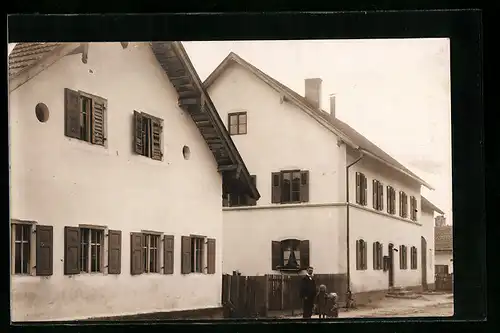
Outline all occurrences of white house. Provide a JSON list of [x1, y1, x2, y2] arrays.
[[204, 52, 444, 302], [8, 42, 259, 321], [434, 224, 453, 275]]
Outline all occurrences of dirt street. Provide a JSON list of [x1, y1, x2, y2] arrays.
[[284, 293, 454, 319]]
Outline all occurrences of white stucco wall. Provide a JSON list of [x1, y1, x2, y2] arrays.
[[208, 62, 347, 276], [347, 149, 429, 292], [9, 43, 223, 321], [435, 252, 453, 273]]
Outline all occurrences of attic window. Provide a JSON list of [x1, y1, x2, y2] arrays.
[[228, 112, 247, 135], [35, 103, 49, 123], [182, 146, 191, 160]]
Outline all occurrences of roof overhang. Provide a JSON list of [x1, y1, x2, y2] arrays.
[[422, 196, 444, 214]]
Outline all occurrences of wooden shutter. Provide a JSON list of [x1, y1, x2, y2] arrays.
[[181, 236, 192, 274], [362, 175, 367, 205], [64, 88, 81, 139], [300, 171, 310, 202], [248, 175, 257, 206], [36, 225, 53, 276], [399, 192, 403, 217], [108, 230, 121, 274], [163, 235, 174, 274], [130, 232, 143, 275], [134, 111, 144, 155], [64, 227, 80, 275], [355, 173, 361, 204], [151, 117, 163, 161], [392, 189, 396, 214], [355, 240, 360, 270], [372, 242, 377, 270], [363, 241, 367, 269], [299, 240, 310, 269], [91, 96, 106, 146], [378, 183, 384, 211], [271, 241, 282, 270], [207, 238, 216, 274], [271, 172, 282, 204], [386, 187, 391, 213]]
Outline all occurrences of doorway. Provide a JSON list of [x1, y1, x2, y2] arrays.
[[388, 243, 394, 288], [421, 236, 428, 290]]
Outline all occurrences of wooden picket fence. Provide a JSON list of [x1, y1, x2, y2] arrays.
[[222, 273, 346, 318]]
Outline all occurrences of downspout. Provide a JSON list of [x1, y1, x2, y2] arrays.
[[345, 148, 364, 305]]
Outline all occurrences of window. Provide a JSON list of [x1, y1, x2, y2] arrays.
[[356, 239, 367, 270], [11, 222, 53, 276], [64, 89, 107, 146], [181, 236, 216, 274], [386, 186, 396, 215], [372, 180, 384, 211], [372, 241, 383, 270], [134, 111, 163, 160], [271, 170, 309, 204], [435, 264, 449, 275], [271, 239, 310, 271], [399, 191, 408, 218], [355, 172, 367, 206], [142, 234, 161, 273], [410, 196, 418, 221], [12, 224, 31, 275], [410, 246, 418, 269], [228, 112, 247, 135], [399, 245, 408, 269], [79, 228, 104, 273], [227, 175, 257, 207]]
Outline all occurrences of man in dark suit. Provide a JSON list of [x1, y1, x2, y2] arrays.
[[300, 266, 316, 318]]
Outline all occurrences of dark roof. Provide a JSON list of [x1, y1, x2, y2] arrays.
[[421, 196, 444, 214], [9, 43, 61, 78], [434, 225, 452, 251], [203, 52, 433, 190], [8, 42, 260, 200]]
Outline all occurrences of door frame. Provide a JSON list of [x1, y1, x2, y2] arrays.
[[421, 236, 428, 290], [388, 243, 394, 288]]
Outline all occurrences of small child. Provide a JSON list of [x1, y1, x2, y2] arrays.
[[315, 284, 328, 319], [327, 292, 339, 318]]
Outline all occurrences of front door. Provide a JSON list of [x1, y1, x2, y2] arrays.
[[421, 236, 428, 290], [388, 243, 394, 288]]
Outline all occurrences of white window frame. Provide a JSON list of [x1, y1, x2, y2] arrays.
[[190, 235, 207, 274], [78, 224, 108, 275], [11, 220, 37, 276]]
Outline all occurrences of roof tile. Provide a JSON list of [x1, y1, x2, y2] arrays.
[[8, 43, 61, 77]]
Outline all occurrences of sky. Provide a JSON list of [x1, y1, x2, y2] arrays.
[[184, 39, 452, 223], [8, 40, 452, 222]]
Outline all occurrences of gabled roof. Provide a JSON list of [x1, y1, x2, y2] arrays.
[[435, 225, 452, 251], [204, 52, 433, 190], [8, 42, 260, 200], [421, 196, 444, 214]]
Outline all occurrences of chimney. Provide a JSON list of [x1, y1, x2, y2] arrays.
[[304, 78, 322, 109], [435, 215, 446, 227], [329, 94, 336, 118]]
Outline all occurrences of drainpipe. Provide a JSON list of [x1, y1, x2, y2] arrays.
[[345, 149, 364, 305]]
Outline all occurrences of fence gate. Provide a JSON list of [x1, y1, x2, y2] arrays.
[[435, 273, 453, 291], [222, 274, 267, 318]]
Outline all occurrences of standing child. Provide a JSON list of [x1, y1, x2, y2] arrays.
[[315, 284, 328, 319]]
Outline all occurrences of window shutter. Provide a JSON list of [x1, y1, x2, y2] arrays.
[[91, 97, 107, 146], [64, 226, 80, 275], [163, 235, 174, 274], [64, 88, 81, 139], [271, 172, 282, 204], [271, 241, 282, 270], [36, 225, 53, 276], [399, 192, 402, 216], [151, 117, 163, 161], [134, 111, 144, 155], [248, 175, 257, 206], [108, 230, 121, 274], [130, 232, 143, 275], [207, 238, 216, 274], [363, 241, 367, 269], [372, 242, 377, 270], [372, 180, 377, 209], [386, 187, 390, 213], [392, 189, 396, 214], [181, 236, 192, 274], [355, 240, 360, 270], [299, 240, 310, 269], [222, 197, 229, 207], [378, 184, 382, 210], [355, 173, 361, 204], [300, 171, 310, 202]]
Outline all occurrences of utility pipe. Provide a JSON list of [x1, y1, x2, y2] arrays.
[[345, 149, 364, 305]]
